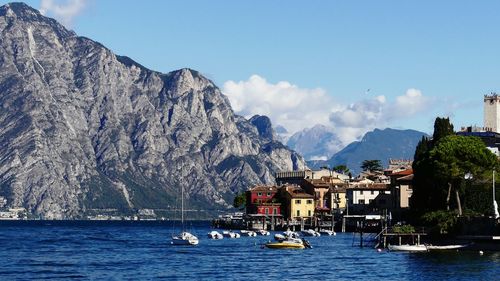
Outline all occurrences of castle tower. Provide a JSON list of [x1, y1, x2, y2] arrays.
[[484, 93, 500, 133]]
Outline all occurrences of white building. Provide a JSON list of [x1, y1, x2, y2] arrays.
[[484, 94, 500, 133]]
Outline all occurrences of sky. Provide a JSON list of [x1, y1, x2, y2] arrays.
[[2, 0, 500, 146]]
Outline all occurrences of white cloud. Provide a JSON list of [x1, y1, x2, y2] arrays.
[[223, 75, 433, 148], [39, 0, 88, 27], [223, 75, 337, 133], [329, 88, 431, 145]]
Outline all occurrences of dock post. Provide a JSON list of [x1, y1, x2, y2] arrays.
[[342, 217, 346, 232]]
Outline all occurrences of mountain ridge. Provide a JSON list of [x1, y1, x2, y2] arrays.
[[0, 2, 305, 219], [307, 128, 427, 175]]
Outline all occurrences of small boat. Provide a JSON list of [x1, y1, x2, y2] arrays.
[[257, 230, 270, 236], [240, 230, 257, 237], [319, 229, 336, 236], [274, 233, 286, 241], [172, 231, 199, 245], [265, 238, 311, 249], [426, 244, 469, 251], [301, 229, 320, 237], [222, 230, 240, 238], [283, 230, 300, 239], [207, 230, 223, 239], [388, 244, 427, 252], [171, 186, 198, 246]]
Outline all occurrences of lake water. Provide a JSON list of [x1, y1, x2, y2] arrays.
[[0, 221, 498, 280]]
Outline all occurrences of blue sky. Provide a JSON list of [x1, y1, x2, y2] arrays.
[[3, 0, 500, 144]]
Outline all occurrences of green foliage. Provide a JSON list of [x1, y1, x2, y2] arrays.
[[233, 192, 246, 209], [432, 117, 454, 142], [361, 159, 382, 172], [411, 117, 500, 217], [392, 224, 416, 234], [421, 210, 458, 234], [333, 165, 350, 174]]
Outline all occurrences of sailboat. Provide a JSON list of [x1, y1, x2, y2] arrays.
[[171, 186, 199, 246]]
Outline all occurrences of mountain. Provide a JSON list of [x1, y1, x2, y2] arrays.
[[307, 128, 427, 175], [249, 115, 276, 141], [274, 125, 290, 144], [287, 124, 343, 161], [0, 3, 305, 219]]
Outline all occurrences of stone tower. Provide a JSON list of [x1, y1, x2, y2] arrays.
[[484, 93, 500, 132]]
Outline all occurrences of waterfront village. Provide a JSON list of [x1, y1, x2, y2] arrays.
[[214, 160, 413, 234]]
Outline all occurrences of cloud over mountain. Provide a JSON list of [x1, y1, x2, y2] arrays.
[[223, 75, 432, 148], [39, 0, 88, 26]]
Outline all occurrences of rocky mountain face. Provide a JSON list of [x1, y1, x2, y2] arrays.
[[0, 3, 304, 219], [287, 124, 343, 161], [307, 128, 427, 175]]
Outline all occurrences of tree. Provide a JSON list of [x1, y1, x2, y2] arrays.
[[233, 192, 246, 209], [361, 160, 383, 172], [432, 117, 454, 142], [332, 164, 350, 174], [429, 135, 498, 215]]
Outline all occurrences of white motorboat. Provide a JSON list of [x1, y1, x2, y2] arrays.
[[240, 230, 257, 237], [283, 230, 300, 239], [426, 244, 469, 251], [319, 229, 336, 236], [388, 244, 427, 252], [301, 229, 320, 237], [171, 186, 198, 246], [207, 230, 223, 239], [257, 230, 270, 236], [222, 230, 240, 238], [274, 233, 286, 241]]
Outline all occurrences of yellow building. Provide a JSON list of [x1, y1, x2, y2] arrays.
[[280, 185, 315, 220]]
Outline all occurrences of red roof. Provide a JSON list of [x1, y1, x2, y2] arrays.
[[390, 169, 413, 176]]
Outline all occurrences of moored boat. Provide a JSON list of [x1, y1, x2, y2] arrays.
[[265, 238, 311, 249], [302, 229, 320, 237], [240, 230, 257, 237], [319, 229, 336, 236], [172, 231, 199, 245], [207, 230, 223, 239], [222, 230, 240, 238], [426, 244, 469, 251], [388, 244, 427, 252], [257, 230, 270, 236], [171, 186, 198, 246]]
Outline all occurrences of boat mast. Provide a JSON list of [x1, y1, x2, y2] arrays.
[[181, 185, 184, 226]]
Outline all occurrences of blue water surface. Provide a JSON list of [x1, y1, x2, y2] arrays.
[[0, 221, 498, 280]]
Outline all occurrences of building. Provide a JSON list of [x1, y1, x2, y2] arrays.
[[275, 168, 349, 185], [388, 169, 413, 209], [326, 184, 347, 211], [301, 178, 330, 212], [484, 93, 500, 133], [346, 183, 391, 214], [279, 185, 315, 221], [245, 185, 281, 216]]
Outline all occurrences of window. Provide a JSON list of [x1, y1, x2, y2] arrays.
[[257, 192, 262, 196], [306, 200, 313, 204], [296, 210, 300, 216], [273, 208, 278, 215], [369, 199, 374, 204], [371, 190, 374, 195], [265, 208, 269, 215], [296, 199, 301, 204], [308, 210, 312, 216], [360, 190, 364, 195], [267, 192, 271, 197], [359, 199, 365, 204]]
